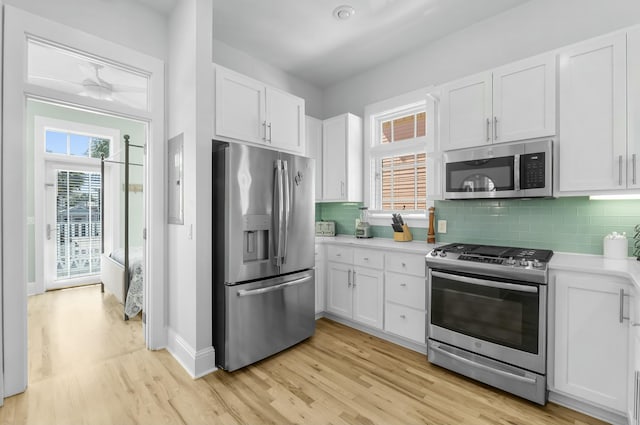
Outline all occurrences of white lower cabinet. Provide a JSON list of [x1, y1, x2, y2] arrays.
[[384, 252, 427, 344], [327, 245, 384, 329], [553, 270, 631, 413], [320, 242, 429, 347], [314, 244, 326, 315], [325, 246, 383, 329], [628, 285, 640, 425]]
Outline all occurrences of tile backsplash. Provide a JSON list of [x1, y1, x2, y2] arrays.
[[316, 197, 640, 256]]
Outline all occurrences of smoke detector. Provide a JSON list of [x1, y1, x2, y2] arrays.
[[333, 5, 355, 21]]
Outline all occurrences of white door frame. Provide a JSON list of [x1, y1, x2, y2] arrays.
[[33, 116, 121, 295], [3, 5, 166, 397], [0, 1, 5, 407]]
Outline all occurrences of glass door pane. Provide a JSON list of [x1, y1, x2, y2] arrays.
[[55, 170, 102, 279]]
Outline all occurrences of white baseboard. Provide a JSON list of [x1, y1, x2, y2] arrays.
[[166, 327, 217, 379], [548, 391, 627, 425], [27, 281, 40, 296]]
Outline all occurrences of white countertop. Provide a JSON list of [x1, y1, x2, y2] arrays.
[[316, 235, 438, 255], [550, 252, 640, 288], [317, 236, 640, 287]]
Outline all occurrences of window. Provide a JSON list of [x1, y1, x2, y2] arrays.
[[45, 130, 110, 158], [364, 89, 437, 226]]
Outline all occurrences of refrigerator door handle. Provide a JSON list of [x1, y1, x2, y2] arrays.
[[273, 160, 284, 267], [237, 275, 313, 297], [282, 160, 290, 264]]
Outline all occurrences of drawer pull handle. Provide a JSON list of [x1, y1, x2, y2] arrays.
[[401, 262, 406, 267], [400, 315, 406, 319], [363, 257, 369, 261], [336, 253, 341, 257], [400, 283, 407, 287]]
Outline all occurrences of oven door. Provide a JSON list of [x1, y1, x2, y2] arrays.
[[427, 269, 546, 374]]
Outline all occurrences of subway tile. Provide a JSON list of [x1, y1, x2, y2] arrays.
[[317, 197, 638, 256]]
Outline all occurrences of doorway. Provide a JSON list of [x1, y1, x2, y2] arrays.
[[3, 5, 166, 398]]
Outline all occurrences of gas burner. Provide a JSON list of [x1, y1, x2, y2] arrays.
[[427, 243, 554, 284]]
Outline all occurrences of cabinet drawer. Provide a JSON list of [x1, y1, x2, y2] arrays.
[[385, 253, 425, 276], [385, 273, 425, 310], [385, 302, 426, 344], [353, 248, 384, 269], [326, 245, 353, 264]]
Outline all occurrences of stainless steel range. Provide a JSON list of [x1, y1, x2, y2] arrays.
[[426, 243, 553, 405]]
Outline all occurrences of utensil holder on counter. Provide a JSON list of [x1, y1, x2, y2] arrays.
[[604, 231, 628, 259], [393, 224, 413, 242]]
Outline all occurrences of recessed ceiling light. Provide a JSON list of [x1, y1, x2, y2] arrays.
[[333, 5, 355, 21]]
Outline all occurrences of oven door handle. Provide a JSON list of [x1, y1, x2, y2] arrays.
[[431, 271, 538, 293], [430, 344, 538, 385]]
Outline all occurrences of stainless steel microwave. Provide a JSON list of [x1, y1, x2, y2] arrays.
[[443, 139, 553, 200]]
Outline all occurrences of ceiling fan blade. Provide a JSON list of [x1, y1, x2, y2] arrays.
[[29, 75, 85, 92], [110, 83, 147, 93]]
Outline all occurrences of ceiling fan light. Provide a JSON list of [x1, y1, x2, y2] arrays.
[[333, 5, 355, 21]]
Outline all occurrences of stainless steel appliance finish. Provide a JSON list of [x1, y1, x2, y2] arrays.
[[426, 243, 553, 405], [212, 141, 316, 371], [444, 139, 553, 199]]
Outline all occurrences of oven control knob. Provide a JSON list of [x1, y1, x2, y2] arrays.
[[430, 250, 438, 256], [518, 258, 529, 267], [506, 257, 516, 265], [439, 251, 447, 257], [532, 259, 543, 268]]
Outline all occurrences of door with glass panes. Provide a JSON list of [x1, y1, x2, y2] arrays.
[[44, 131, 109, 290]]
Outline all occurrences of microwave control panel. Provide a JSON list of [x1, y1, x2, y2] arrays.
[[520, 152, 546, 189]]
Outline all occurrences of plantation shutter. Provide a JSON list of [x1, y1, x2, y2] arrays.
[[56, 170, 102, 279]]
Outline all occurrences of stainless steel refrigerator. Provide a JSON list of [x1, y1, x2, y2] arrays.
[[212, 141, 315, 371]]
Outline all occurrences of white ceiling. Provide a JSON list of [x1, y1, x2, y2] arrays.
[[211, 0, 530, 88], [132, 0, 531, 88]]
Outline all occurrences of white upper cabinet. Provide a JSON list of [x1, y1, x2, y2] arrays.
[[493, 55, 556, 143], [305, 116, 323, 201], [440, 72, 492, 150], [266, 87, 305, 153], [322, 113, 363, 202], [214, 66, 306, 154], [558, 33, 627, 192], [627, 27, 640, 190], [215, 67, 265, 145], [440, 53, 556, 151]]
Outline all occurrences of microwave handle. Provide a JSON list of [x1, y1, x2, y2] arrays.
[[514, 154, 521, 191]]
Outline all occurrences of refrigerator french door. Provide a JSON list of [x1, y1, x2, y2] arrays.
[[212, 141, 315, 371]]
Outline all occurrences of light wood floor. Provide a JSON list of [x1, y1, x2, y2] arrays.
[[0, 285, 605, 425]]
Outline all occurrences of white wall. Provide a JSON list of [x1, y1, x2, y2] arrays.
[[323, 0, 640, 118], [3, 0, 168, 60], [166, 0, 215, 377], [213, 39, 324, 118]]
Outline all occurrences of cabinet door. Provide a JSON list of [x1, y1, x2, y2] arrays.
[[306, 116, 323, 200], [322, 115, 348, 200], [352, 267, 383, 329], [627, 28, 640, 189], [554, 271, 629, 412], [493, 54, 556, 143], [266, 87, 305, 154], [314, 244, 325, 314], [558, 33, 627, 192], [440, 72, 492, 151], [628, 286, 639, 424], [215, 67, 265, 144], [326, 262, 352, 318]]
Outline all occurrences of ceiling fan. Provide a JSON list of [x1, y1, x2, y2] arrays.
[[30, 62, 146, 101]]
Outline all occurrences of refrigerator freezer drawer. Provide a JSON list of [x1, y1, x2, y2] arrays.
[[220, 270, 316, 371]]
